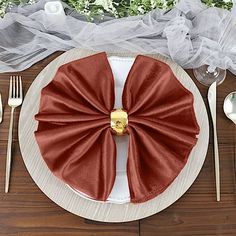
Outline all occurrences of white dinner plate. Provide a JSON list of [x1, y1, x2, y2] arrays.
[[19, 48, 209, 222]]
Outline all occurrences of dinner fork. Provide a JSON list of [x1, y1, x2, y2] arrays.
[[5, 76, 23, 193], [0, 93, 2, 124]]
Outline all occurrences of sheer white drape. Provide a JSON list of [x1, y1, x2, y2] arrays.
[[0, 0, 236, 74]]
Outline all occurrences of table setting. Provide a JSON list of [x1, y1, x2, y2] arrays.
[[0, 0, 236, 234]]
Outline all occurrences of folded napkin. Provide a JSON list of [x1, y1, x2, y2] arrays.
[[35, 52, 199, 203]]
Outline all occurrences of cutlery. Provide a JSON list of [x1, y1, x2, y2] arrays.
[[5, 76, 23, 193], [207, 81, 220, 201], [223, 91, 236, 124], [0, 93, 2, 123]]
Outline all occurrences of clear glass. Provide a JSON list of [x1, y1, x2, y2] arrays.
[[193, 65, 226, 87], [193, 15, 236, 87]]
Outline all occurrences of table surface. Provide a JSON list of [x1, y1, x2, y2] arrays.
[[0, 52, 235, 236]]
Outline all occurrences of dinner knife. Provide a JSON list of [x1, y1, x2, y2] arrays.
[[207, 81, 220, 201]]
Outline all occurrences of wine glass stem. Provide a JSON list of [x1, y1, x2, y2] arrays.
[[207, 65, 216, 73], [207, 65, 217, 73]]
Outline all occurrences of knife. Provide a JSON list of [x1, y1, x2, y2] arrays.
[[0, 93, 2, 123], [207, 81, 220, 201]]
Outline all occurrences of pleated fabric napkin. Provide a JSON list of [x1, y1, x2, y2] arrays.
[[35, 52, 199, 203]]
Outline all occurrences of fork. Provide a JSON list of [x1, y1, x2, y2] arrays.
[[5, 76, 23, 193], [0, 93, 2, 124]]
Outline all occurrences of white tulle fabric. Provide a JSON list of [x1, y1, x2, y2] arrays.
[[0, 0, 236, 74]]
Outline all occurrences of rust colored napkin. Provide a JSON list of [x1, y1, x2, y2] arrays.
[[35, 52, 200, 203]]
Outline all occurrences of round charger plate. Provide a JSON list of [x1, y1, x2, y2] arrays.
[[19, 48, 209, 222]]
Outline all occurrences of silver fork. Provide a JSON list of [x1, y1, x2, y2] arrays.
[[5, 76, 23, 193], [0, 93, 2, 124]]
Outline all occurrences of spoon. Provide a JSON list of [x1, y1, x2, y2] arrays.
[[223, 91, 236, 124]]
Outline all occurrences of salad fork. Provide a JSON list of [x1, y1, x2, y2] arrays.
[[5, 76, 23, 193]]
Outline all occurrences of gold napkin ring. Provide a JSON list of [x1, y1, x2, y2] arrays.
[[110, 109, 128, 135]]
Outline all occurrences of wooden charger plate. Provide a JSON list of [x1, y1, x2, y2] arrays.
[[19, 48, 209, 222]]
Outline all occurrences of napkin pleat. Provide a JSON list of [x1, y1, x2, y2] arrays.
[[129, 117, 198, 144], [126, 121, 197, 202], [56, 54, 115, 114], [122, 56, 176, 115], [60, 128, 116, 201]]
